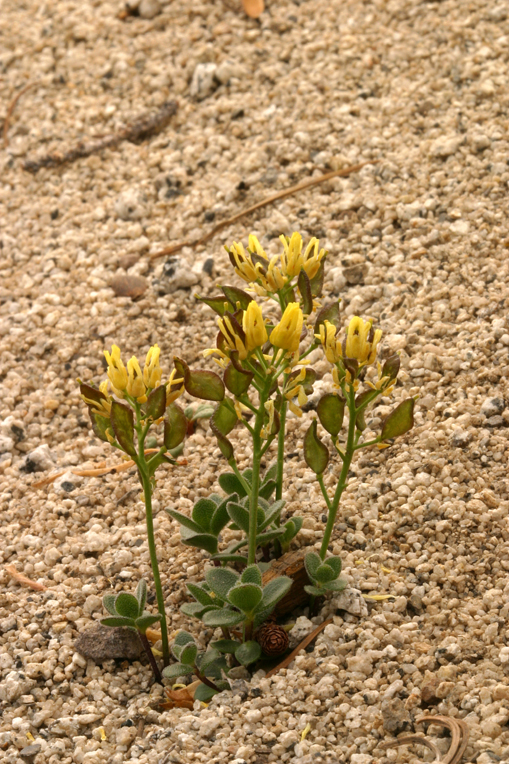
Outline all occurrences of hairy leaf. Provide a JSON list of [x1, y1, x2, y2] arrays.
[[135, 579, 147, 612], [260, 576, 292, 609], [144, 385, 166, 420], [381, 398, 415, 440], [114, 593, 140, 619], [205, 567, 239, 600], [164, 403, 187, 450], [162, 663, 194, 679], [103, 594, 117, 616], [235, 640, 262, 667], [227, 584, 263, 614], [101, 616, 136, 629], [191, 498, 217, 534], [110, 400, 136, 457], [240, 564, 263, 587], [202, 609, 244, 628], [304, 419, 329, 475]]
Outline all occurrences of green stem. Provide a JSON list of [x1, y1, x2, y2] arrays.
[[319, 386, 357, 561], [230, 460, 252, 496], [275, 399, 287, 505], [247, 383, 270, 566], [317, 475, 333, 512], [354, 437, 380, 450]]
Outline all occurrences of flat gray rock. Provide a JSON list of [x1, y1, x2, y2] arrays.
[[75, 625, 142, 663]]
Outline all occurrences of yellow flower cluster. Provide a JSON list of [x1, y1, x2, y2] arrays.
[[227, 233, 326, 298], [102, 344, 183, 406], [317, 317, 382, 368]]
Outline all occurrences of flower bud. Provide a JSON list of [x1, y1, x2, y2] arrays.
[[345, 317, 382, 365], [242, 301, 268, 352], [126, 357, 147, 399], [104, 345, 128, 394], [143, 344, 162, 389], [270, 303, 304, 352]]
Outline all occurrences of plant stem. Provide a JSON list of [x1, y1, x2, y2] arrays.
[[138, 631, 163, 683], [196, 672, 220, 692], [275, 398, 287, 505], [319, 386, 357, 560], [247, 383, 270, 566]]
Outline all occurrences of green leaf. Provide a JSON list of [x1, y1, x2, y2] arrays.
[[205, 568, 239, 599], [226, 502, 250, 534], [210, 495, 234, 536], [110, 400, 136, 457], [135, 579, 147, 612], [309, 257, 326, 298], [259, 479, 277, 501], [316, 393, 345, 437], [144, 385, 166, 420], [175, 356, 225, 401], [88, 410, 112, 444], [325, 578, 347, 592], [262, 463, 278, 485], [80, 382, 108, 407], [280, 516, 303, 547], [162, 663, 194, 679], [257, 499, 285, 532], [303, 419, 329, 476], [314, 300, 339, 333], [180, 529, 218, 555], [166, 508, 204, 534], [115, 593, 140, 619], [187, 583, 218, 607], [210, 420, 234, 460], [235, 641, 262, 667], [382, 354, 400, 381], [381, 398, 415, 440], [304, 584, 324, 597], [134, 613, 162, 633], [180, 642, 198, 666], [210, 552, 248, 565], [323, 556, 342, 577], [164, 403, 188, 450], [240, 564, 262, 586], [194, 682, 219, 702], [210, 639, 240, 654], [221, 285, 253, 310], [224, 359, 254, 397], [103, 594, 117, 616], [255, 528, 285, 546], [101, 616, 136, 629], [304, 552, 321, 580], [297, 269, 313, 315], [199, 647, 222, 672], [260, 576, 292, 609], [180, 602, 217, 619], [211, 399, 238, 436], [313, 564, 337, 584], [196, 294, 233, 316], [218, 472, 248, 497], [227, 584, 263, 614], [191, 498, 217, 534], [173, 631, 195, 649], [202, 609, 244, 628]]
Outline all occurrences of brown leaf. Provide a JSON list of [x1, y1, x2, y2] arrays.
[[242, 0, 264, 18], [109, 274, 147, 299], [159, 680, 201, 710]]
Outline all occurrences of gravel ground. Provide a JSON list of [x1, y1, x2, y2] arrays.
[[1, 0, 509, 762]]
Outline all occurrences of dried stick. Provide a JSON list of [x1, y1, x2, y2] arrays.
[[380, 735, 442, 761], [3, 82, 37, 148], [23, 100, 177, 173], [149, 160, 379, 261], [5, 565, 47, 591], [265, 618, 332, 678], [31, 449, 161, 488], [417, 715, 469, 764]]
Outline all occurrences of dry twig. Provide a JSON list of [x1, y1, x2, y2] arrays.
[[5, 565, 47, 591], [23, 100, 177, 173], [149, 160, 379, 261], [3, 82, 37, 148], [265, 618, 332, 678], [381, 715, 469, 764]]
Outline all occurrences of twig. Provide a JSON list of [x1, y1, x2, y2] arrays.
[[23, 100, 177, 173], [265, 618, 332, 678], [31, 449, 161, 488], [417, 715, 469, 764], [3, 82, 37, 148], [380, 735, 442, 761], [149, 160, 379, 261], [5, 565, 47, 591]]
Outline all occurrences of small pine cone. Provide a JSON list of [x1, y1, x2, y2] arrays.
[[256, 622, 289, 657]]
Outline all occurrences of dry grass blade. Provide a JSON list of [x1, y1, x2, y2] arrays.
[[31, 449, 163, 488], [380, 735, 442, 761], [149, 161, 379, 261], [243, 0, 264, 17], [265, 618, 332, 678], [417, 715, 469, 764], [3, 82, 37, 148], [5, 565, 47, 591]]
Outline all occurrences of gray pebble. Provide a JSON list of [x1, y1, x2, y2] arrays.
[[138, 0, 161, 18], [74, 625, 143, 663], [22, 444, 56, 472], [450, 428, 472, 447], [481, 397, 505, 417], [190, 63, 219, 100]]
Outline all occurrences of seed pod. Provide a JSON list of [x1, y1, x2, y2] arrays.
[[256, 622, 289, 657]]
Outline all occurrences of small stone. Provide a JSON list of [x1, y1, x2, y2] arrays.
[[351, 756, 373, 764], [53, 470, 80, 493], [332, 588, 368, 618], [421, 679, 440, 706], [74, 625, 142, 662], [450, 428, 471, 448], [289, 616, 315, 646], [0, 671, 37, 703], [109, 274, 148, 299], [82, 529, 109, 553], [381, 698, 411, 734], [215, 59, 237, 85], [481, 397, 505, 417], [190, 63, 219, 100], [408, 593, 423, 611], [22, 444, 56, 473], [470, 133, 491, 152], [19, 744, 41, 757], [0, 434, 14, 454], [343, 263, 368, 285], [485, 415, 505, 428], [115, 189, 146, 221], [138, 0, 161, 18], [430, 135, 463, 158], [154, 256, 200, 293]]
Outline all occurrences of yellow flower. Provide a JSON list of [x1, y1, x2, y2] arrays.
[[260, 400, 275, 439], [104, 345, 128, 395], [345, 317, 382, 365], [242, 301, 268, 352], [166, 369, 184, 405], [317, 320, 342, 364], [143, 345, 162, 389], [280, 233, 326, 279], [217, 315, 249, 360], [270, 303, 304, 353], [81, 380, 112, 418], [227, 240, 268, 285], [126, 357, 147, 400]]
